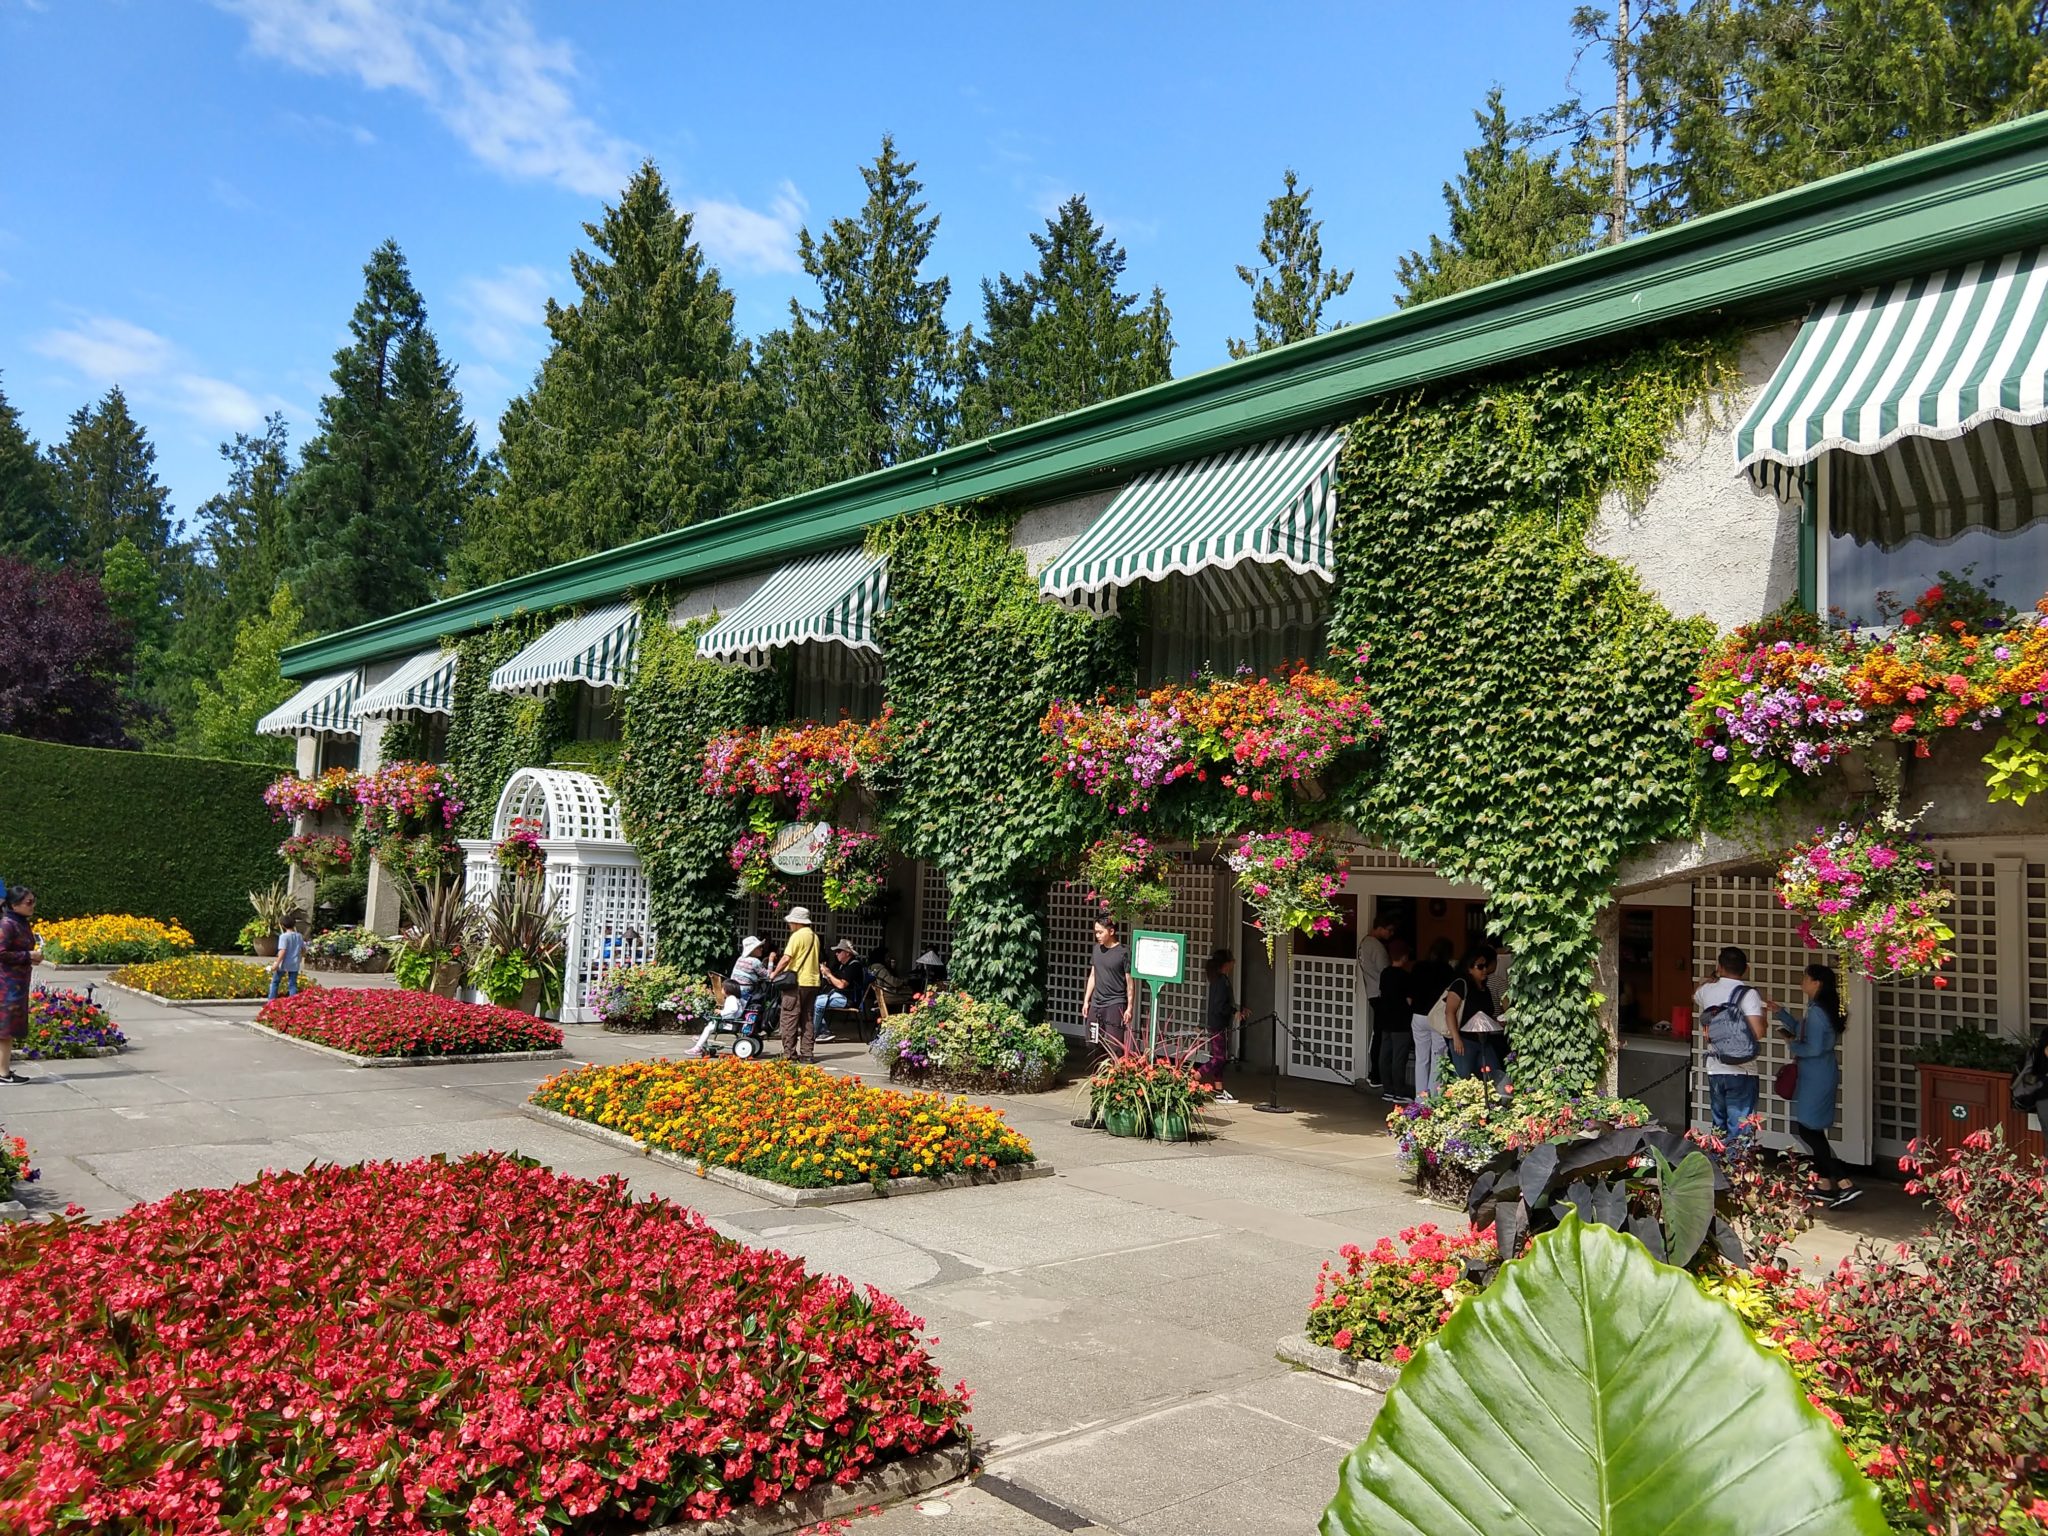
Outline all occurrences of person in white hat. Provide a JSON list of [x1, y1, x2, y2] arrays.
[[722, 935, 768, 1020], [771, 907, 822, 1061]]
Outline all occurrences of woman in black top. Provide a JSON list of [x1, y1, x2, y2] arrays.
[[1374, 938, 1416, 1099], [1442, 949, 1503, 1081], [1201, 948, 1246, 1104]]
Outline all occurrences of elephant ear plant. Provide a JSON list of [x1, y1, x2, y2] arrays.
[[1466, 1121, 1747, 1277], [1322, 1216, 1888, 1536]]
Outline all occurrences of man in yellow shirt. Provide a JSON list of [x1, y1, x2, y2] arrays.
[[775, 906, 823, 1062]]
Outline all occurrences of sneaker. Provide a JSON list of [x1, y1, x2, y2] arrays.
[[0, 1072, 23, 1085], [814, 1031, 838, 1043], [1829, 1186, 1864, 1208], [1213, 1090, 1238, 1105]]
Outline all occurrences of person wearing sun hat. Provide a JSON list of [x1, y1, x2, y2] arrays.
[[773, 907, 823, 1062]]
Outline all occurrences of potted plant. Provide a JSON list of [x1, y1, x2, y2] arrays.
[[1087, 1047, 1152, 1137], [1086, 1043, 1216, 1140], [244, 881, 295, 958], [1079, 832, 1174, 922], [821, 829, 888, 913], [1225, 828, 1348, 960], [467, 875, 564, 1014], [1911, 1025, 2031, 1154], [397, 876, 469, 998]]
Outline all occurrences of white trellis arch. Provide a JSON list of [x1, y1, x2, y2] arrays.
[[458, 768, 651, 1024]]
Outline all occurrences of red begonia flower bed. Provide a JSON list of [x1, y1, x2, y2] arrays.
[[0, 1154, 970, 1533], [259, 986, 563, 1057]]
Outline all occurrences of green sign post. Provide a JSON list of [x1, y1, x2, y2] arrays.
[[1130, 929, 1186, 1056]]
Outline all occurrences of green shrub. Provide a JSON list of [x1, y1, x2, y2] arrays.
[[1, 735, 281, 950]]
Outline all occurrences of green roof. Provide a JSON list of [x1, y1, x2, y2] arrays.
[[283, 111, 2048, 676]]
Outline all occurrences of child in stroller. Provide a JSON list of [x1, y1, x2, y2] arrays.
[[691, 935, 778, 1058]]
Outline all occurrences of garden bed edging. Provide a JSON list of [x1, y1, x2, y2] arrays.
[[222, 1014, 570, 1069], [645, 1441, 972, 1536], [522, 1103, 1054, 1208], [1275, 1331, 1401, 1394]]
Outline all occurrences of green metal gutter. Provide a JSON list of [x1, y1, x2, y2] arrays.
[[284, 112, 2048, 675]]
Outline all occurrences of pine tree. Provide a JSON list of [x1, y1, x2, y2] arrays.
[[0, 374, 67, 565], [457, 164, 754, 586], [188, 584, 308, 765], [750, 137, 960, 499], [45, 386, 178, 573], [1227, 171, 1354, 357], [1395, 89, 1603, 307], [279, 240, 480, 633], [959, 195, 1175, 437]]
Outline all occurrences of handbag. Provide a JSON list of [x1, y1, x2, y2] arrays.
[[1425, 991, 1455, 1039], [1774, 1059, 1800, 1100]]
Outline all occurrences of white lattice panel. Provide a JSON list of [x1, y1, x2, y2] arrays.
[[1690, 876, 1817, 1145], [1872, 857, 2002, 1158], [1347, 845, 1430, 873], [916, 864, 956, 964], [1287, 955, 1356, 1081], [1044, 856, 1218, 1047], [2029, 862, 2047, 1027], [494, 768, 624, 841]]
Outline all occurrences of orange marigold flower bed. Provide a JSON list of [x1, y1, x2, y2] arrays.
[[532, 1058, 1036, 1189], [0, 1154, 969, 1533]]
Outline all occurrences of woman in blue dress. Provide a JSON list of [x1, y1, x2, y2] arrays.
[[1765, 963, 1859, 1207]]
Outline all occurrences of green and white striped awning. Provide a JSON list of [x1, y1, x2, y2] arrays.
[[1736, 246, 2048, 477], [1039, 426, 1343, 615], [696, 546, 889, 669], [489, 603, 642, 695], [355, 649, 456, 719], [257, 670, 361, 737]]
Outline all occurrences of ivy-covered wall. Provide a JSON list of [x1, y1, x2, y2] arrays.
[[615, 605, 784, 973], [1327, 336, 1732, 1083], [870, 505, 1135, 1018], [444, 616, 571, 838]]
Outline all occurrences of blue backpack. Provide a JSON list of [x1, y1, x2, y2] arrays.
[[1705, 983, 1759, 1065]]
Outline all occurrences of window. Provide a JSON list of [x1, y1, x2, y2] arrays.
[[1823, 420, 2048, 626], [573, 685, 624, 743], [791, 643, 883, 722], [1135, 569, 1330, 688]]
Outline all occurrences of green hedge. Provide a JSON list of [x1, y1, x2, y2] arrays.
[[0, 734, 282, 950]]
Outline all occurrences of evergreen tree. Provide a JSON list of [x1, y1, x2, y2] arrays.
[[750, 137, 960, 499], [0, 374, 67, 565], [197, 415, 294, 631], [457, 164, 753, 587], [45, 386, 178, 573], [1395, 89, 1603, 307], [1227, 170, 1354, 357], [188, 584, 309, 765], [958, 195, 1174, 437], [279, 240, 480, 634]]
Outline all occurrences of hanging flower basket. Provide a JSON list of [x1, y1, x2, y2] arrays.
[[279, 833, 354, 881], [495, 817, 547, 880], [1078, 832, 1174, 921], [1225, 829, 1347, 960], [700, 712, 898, 818], [729, 832, 786, 909], [264, 767, 360, 822], [821, 829, 887, 912], [354, 761, 466, 840], [1773, 805, 1956, 983]]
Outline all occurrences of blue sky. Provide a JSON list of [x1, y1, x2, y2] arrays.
[[0, 0, 1587, 524]]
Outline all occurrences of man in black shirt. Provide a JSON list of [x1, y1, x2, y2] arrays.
[[1375, 938, 1417, 1101], [1081, 917, 1136, 1053], [814, 938, 871, 1043]]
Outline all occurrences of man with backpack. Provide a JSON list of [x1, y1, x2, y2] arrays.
[[1695, 946, 1767, 1144]]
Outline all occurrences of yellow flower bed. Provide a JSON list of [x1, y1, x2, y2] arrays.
[[532, 1058, 1036, 1189], [110, 956, 314, 1002], [39, 916, 195, 966]]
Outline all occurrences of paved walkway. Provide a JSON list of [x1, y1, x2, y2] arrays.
[[7, 973, 1924, 1535]]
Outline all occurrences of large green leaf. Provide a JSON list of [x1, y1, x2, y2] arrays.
[[1321, 1216, 1887, 1536]]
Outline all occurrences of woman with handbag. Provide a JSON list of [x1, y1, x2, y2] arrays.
[[1765, 964, 1859, 1207], [1442, 950, 1505, 1081]]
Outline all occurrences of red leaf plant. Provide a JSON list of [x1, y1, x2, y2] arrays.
[[0, 1154, 971, 1533], [260, 988, 562, 1058]]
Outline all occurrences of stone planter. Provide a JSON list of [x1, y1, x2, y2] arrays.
[[1917, 1061, 2039, 1163], [516, 976, 545, 1015], [1415, 1161, 1476, 1212], [430, 962, 464, 999], [253, 937, 279, 959]]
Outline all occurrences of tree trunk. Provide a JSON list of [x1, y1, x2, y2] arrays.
[[1608, 0, 1631, 244]]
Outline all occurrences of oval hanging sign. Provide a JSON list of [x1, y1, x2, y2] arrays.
[[770, 821, 833, 875]]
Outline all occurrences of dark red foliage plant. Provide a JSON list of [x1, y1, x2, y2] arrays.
[[0, 555, 140, 747], [0, 1154, 970, 1533], [259, 987, 562, 1057]]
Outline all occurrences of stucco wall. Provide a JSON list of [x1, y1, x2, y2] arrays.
[[668, 571, 771, 627], [1587, 321, 1803, 635], [1010, 488, 1116, 574]]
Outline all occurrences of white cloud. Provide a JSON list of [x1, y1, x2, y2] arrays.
[[455, 263, 553, 363], [218, 0, 635, 197], [33, 313, 293, 433], [688, 181, 806, 275]]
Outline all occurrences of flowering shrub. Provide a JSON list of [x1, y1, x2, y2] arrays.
[[1772, 1132, 2048, 1532], [353, 760, 465, 837], [494, 815, 546, 878], [1694, 587, 2048, 808], [701, 713, 897, 816], [534, 1058, 1036, 1188], [1774, 806, 1955, 982], [1686, 1121, 1815, 1263], [110, 956, 300, 1001], [1040, 659, 1379, 817], [1078, 832, 1174, 920], [1306, 1224, 1496, 1365], [277, 831, 355, 879], [260, 987, 561, 1057], [1225, 828, 1346, 958], [1393, 1076, 1651, 1176], [36, 914, 193, 966], [262, 764, 358, 820], [870, 991, 1067, 1092], [0, 1153, 970, 1532], [822, 828, 887, 912], [23, 988, 125, 1059], [586, 964, 718, 1033]]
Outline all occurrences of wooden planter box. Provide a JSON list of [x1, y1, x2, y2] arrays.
[[1917, 1062, 2041, 1164]]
